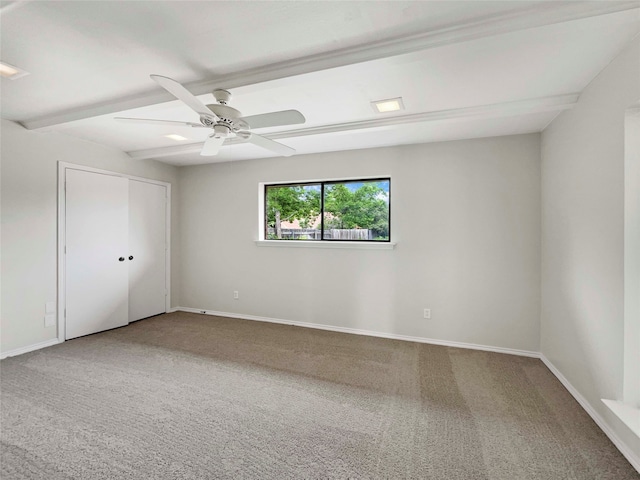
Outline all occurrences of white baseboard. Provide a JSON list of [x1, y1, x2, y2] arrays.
[[172, 307, 638, 472], [0, 338, 62, 360], [540, 354, 640, 473], [172, 306, 540, 358], [0, 307, 199, 359], [4, 311, 635, 472]]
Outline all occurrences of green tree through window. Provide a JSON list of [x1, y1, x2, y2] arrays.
[[265, 179, 390, 241], [265, 185, 320, 239], [324, 182, 389, 240]]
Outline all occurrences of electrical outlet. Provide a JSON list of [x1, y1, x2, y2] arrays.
[[423, 308, 431, 319], [44, 314, 56, 327], [233, 290, 239, 300]]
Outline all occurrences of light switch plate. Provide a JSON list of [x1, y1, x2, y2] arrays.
[[45, 301, 56, 314]]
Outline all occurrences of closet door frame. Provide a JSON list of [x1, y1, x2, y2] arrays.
[[57, 161, 172, 344]]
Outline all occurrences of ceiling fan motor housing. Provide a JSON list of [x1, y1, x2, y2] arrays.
[[206, 102, 243, 130]]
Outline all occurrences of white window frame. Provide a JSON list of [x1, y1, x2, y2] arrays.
[[257, 176, 395, 250]]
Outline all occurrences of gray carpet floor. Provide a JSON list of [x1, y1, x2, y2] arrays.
[[1, 311, 638, 479]]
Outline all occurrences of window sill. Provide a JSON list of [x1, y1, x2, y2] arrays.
[[255, 240, 396, 250], [602, 399, 640, 438]]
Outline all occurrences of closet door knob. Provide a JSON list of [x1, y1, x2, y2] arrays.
[[118, 257, 125, 262], [129, 256, 134, 261]]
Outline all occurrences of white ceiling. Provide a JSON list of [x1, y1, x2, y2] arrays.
[[1, 1, 639, 166]]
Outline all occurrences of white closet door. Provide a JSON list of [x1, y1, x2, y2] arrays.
[[65, 170, 129, 339], [128, 180, 167, 322]]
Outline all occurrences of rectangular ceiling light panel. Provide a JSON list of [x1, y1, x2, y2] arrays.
[[0, 61, 29, 80], [372, 97, 404, 113], [164, 134, 188, 141]]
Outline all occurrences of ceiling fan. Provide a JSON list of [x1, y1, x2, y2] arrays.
[[115, 75, 305, 156]]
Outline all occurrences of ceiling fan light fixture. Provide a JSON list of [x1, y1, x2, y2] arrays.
[[213, 124, 231, 137], [164, 134, 188, 141], [0, 61, 29, 80], [372, 97, 404, 113]]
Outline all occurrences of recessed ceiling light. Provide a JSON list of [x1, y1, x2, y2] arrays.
[[0, 61, 29, 80], [372, 97, 404, 113], [164, 134, 188, 141]]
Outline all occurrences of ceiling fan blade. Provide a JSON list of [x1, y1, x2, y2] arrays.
[[115, 117, 204, 128], [244, 132, 295, 157], [150, 74, 216, 119], [240, 110, 305, 129], [200, 135, 225, 156]]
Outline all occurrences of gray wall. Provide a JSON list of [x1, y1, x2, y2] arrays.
[[541, 37, 640, 455], [0, 119, 181, 353], [179, 134, 541, 352]]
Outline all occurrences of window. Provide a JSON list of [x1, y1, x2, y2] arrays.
[[264, 178, 390, 242]]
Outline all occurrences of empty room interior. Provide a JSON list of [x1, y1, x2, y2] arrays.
[[1, 1, 639, 478]]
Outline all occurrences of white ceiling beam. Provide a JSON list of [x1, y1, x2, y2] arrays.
[[127, 143, 204, 160], [22, 1, 636, 130], [127, 93, 579, 161]]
